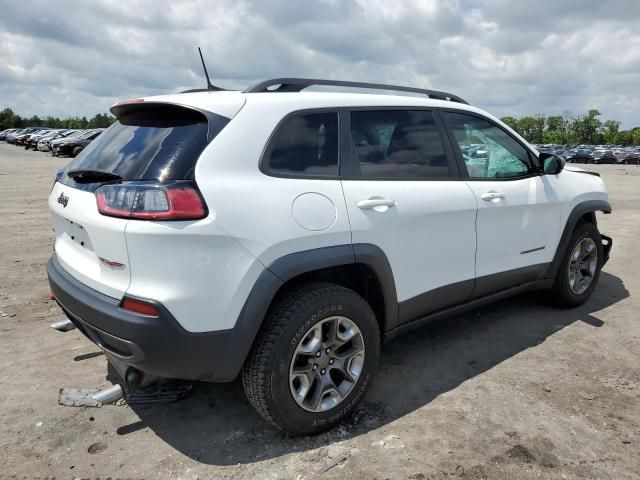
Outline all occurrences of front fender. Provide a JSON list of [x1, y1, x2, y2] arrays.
[[545, 200, 611, 279]]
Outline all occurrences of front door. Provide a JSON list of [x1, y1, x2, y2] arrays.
[[441, 111, 563, 296]]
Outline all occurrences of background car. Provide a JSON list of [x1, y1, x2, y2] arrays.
[[51, 129, 103, 157], [38, 129, 79, 152], [0, 128, 20, 141], [15, 131, 37, 146], [24, 129, 54, 150], [564, 147, 594, 163], [33, 130, 64, 151], [591, 149, 617, 164], [615, 150, 640, 165], [49, 130, 87, 155], [10, 127, 48, 145], [6, 128, 28, 144]]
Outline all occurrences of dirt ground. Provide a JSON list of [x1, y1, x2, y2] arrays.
[[0, 142, 638, 480]]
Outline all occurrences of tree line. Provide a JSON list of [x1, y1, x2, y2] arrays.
[[3, 105, 639, 146], [500, 109, 640, 146], [0, 108, 116, 131]]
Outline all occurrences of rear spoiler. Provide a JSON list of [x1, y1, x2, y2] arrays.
[[109, 101, 229, 142]]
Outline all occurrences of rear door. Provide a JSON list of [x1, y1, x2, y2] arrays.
[[340, 108, 478, 326], [441, 111, 563, 296]]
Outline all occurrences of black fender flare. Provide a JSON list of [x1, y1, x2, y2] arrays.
[[267, 243, 398, 330], [545, 200, 611, 279], [217, 244, 398, 381]]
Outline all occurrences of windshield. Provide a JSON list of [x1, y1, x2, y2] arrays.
[[60, 104, 229, 190]]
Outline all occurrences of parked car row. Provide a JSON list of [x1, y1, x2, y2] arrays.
[[0, 127, 105, 157], [535, 144, 640, 165]]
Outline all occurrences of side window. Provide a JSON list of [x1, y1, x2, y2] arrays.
[[348, 110, 451, 179], [443, 112, 534, 179], [263, 111, 339, 177]]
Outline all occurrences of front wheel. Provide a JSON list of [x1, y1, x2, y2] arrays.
[[551, 223, 603, 308], [242, 281, 380, 434]]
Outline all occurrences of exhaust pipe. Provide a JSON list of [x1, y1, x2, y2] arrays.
[[50, 318, 76, 332], [92, 384, 124, 404]]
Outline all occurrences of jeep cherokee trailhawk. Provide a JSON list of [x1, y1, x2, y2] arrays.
[[47, 78, 612, 434]]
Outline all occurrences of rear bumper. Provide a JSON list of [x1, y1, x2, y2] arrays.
[[47, 254, 243, 382]]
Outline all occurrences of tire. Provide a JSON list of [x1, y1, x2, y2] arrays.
[[72, 146, 83, 157], [242, 281, 380, 434], [551, 222, 603, 308]]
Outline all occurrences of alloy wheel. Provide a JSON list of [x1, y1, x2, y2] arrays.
[[289, 316, 365, 412], [568, 237, 598, 295]]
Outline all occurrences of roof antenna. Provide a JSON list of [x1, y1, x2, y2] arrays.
[[197, 47, 224, 91]]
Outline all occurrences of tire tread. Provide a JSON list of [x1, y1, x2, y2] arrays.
[[241, 281, 373, 430]]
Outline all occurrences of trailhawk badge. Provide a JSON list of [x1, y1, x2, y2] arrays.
[[57, 192, 69, 207]]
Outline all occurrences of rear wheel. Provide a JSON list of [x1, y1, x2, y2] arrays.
[[72, 146, 83, 157], [242, 281, 380, 434], [551, 223, 603, 308]]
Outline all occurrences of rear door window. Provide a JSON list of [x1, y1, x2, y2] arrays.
[[60, 104, 229, 188], [346, 110, 453, 179]]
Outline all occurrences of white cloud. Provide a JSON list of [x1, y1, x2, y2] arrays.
[[0, 0, 638, 127]]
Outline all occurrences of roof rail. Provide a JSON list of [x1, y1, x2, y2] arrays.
[[243, 78, 468, 104]]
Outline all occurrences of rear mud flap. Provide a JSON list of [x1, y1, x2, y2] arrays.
[[601, 234, 612, 266]]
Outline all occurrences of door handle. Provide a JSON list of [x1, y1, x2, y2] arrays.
[[357, 197, 396, 210], [480, 191, 505, 201]]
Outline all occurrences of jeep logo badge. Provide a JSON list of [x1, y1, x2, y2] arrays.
[[57, 192, 69, 207]]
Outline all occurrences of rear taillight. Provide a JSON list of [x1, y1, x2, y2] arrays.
[[96, 181, 207, 221]]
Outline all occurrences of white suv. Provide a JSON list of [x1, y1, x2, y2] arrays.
[[47, 78, 612, 434]]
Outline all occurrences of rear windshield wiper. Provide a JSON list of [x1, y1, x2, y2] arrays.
[[67, 169, 123, 183]]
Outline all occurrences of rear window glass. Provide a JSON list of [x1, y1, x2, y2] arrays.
[[60, 104, 229, 188], [262, 111, 339, 177]]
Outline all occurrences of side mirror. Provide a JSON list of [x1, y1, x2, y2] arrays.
[[540, 153, 564, 175]]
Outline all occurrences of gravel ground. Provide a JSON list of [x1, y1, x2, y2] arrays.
[[0, 142, 638, 480]]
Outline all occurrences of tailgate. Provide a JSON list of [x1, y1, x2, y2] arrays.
[[49, 182, 130, 299]]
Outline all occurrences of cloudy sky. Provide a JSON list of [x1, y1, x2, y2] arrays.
[[1, 0, 639, 127]]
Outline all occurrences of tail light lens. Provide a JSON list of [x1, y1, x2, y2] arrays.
[[96, 181, 207, 220], [121, 297, 160, 317]]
